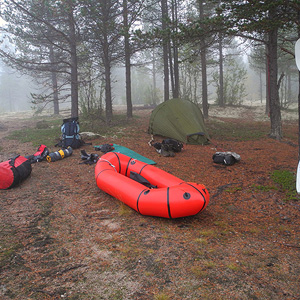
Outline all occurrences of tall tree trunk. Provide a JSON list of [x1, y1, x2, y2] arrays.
[[199, 0, 208, 118], [200, 45, 208, 118], [287, 72, 291, 104], [171, 0, 179, 98], [67, 1, 79, 118], [218, 34, 224, 107], [173, 46, 179, 98], [104, 42, 112, 123], [47, 8, 59, 116], [268, 26, 282, 140], [70, 39, 78, 118], [161, 0, 169, 101], [49, 44, 59, 115], [152, 47, 157, 105], [259, 71, 262, 103], [265, 40, 270, 115], [51, 71, 59, 115], [168, 41, 175, 97], [123, 0, 132, 119]]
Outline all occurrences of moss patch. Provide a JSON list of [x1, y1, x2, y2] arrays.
[[271, 170, 299, 201]]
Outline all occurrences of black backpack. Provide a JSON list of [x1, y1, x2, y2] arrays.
[[212, 152, 241, 166], [57, 117, 83, 149], [162, 139, 183, 152]]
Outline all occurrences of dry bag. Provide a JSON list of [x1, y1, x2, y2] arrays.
[[0, 155, 32, 189]]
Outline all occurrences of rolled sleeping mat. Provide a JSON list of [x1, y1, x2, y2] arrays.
[[46, 147, 73, 162]]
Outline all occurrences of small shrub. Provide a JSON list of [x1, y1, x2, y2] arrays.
[[194, 238, 208, 245], [36, 120, 50, 129], [190, 265, 206, 278], [118, 203, 133, 216], [154, 292, 170, 300], [204, 261, 216, 269], [227, 263, 241, 271]]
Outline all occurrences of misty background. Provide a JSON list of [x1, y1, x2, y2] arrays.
[[2, 51, 297, 114], [0, 1, 299, 122]]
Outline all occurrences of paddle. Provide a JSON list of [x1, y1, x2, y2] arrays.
[[295, 39, 300, 193]]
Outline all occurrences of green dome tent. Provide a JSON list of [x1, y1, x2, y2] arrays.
[[148, 99, 210, 145]]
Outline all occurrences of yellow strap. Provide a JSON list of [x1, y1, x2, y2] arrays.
[[46, 155, 51, 162], [58, 149, 65, 159]]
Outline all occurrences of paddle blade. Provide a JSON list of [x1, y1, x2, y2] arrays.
[[297, 161, 300, 194], [295, 39, 300, 71]]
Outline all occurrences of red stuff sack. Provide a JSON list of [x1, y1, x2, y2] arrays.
[[0, 155, 32, 189]]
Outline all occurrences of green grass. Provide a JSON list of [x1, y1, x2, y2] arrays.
[[271, 170, 299, 201], [251, 184, 276, 192], [154, 293, 170, 300], [5, 113, 137, 148], [0, 224, 23, 269], [6, 125, 61, 148], [227, 263, 241, 271], [250, 170, 299, 201], [5, 118, 61, 148]]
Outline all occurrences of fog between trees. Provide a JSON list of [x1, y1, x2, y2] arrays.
[[0, 0, 299, 141]]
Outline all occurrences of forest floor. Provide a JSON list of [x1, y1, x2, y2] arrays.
[[0, 104, 300, 300]]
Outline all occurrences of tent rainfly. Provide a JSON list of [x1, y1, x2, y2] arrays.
[[148, 99, 210, 145]]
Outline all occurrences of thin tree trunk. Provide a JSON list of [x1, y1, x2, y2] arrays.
[[70, 39, 78, 118], [168, 41, 175, 97], [104, 54, 112, 124], [123, 0, 132, 119], [268, 25, 282, 140], [152, 47, 157, 105], [67, 1, 79, 118], [218, 34, 224, 107], [199, 0, 208, 118], [161, 0, 169, 101], [49, 44, 59, 115], [265, 42, 270, 115], [172, 0, 179, 98], [259, 71, 262, 103]]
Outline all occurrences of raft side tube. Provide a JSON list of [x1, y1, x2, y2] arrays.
[[95, 168, 149, 212], [137, 183, 208, 218]]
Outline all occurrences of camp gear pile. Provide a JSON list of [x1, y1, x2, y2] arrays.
[[152, 138, 183, 157], [26, 144, 49, 163], [0, 155, 32, 189], [212, 152, 241, 166], [80, 150, 99, 165]]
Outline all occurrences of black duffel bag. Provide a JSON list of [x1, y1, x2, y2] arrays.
[[212, 152, 241, 166]]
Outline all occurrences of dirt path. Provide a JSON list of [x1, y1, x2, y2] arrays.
[[0, 107, 300, 300]]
